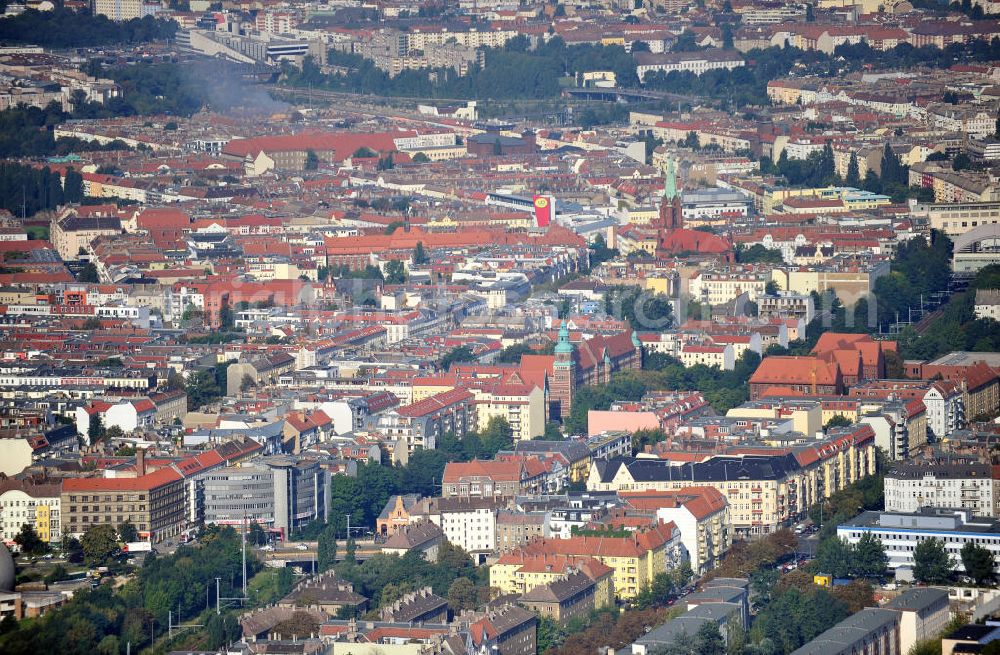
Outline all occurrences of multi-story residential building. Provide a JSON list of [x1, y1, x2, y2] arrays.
[[884, 460, 996, 517], [913, 200, 1000, 238], [0, 479, 61, 545], [50, 211, 123, 261], [93, 0, 160, 21], [622, 487, 731, 574], [226, 352, 297, 397], [510, 522, 683, 600], [490, 552, 615, 609], [757, 292, 815, 323], [679, 343, 735, 370], [860, 400, 928, 461], [918, 355, 1000, 422], [61, 466, 186, 542], [466, 604, 537, 655], [589, 425, 877, 536], [923, 379, 966, 439], [518, 571, 599, 624], [974, 289, 1000, 321], [789, 607, 902, 655], [380, 388, 475, 454], [495, 510, 548, 552], [442, 459, 523, 500], [926, 103, 996, 138], [885, 589, 951, 655], [473, 383, 546, 442], [416, 497, 503, 564], [689, 269, 772, 304]]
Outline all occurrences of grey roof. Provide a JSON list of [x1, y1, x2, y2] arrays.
[[520, 571, 595, 604], [684, 602, 742, 622], [382, 589, 448, 622], [883, 587, 949, 614], [593, 455, 798, 485], [636, 616, 715, 647], [377, 494, 421, 520], [702, 577, 750, 591], [510, 439, 591, 462], [686, 586, 746, 606], [789, 608, 900, 655], [382, 521, 444, 550]]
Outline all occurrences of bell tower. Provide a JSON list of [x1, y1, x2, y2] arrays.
[[658, 157, 683, 231], [551, 320, 575, 422]]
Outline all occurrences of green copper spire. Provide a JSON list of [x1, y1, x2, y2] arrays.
[[663, 157, 677, 200], [555, 320, 573, 355]]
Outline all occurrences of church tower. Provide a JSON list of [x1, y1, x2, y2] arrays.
[[551, 320, 575, 422], [657, 157, 683, 232]]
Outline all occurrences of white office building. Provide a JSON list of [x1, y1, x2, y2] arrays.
[[839, 508, 1000, 574]]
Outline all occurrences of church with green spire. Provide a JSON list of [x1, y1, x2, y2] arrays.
[[657, 157, 683, 232]]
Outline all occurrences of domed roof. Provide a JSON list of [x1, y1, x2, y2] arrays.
[[0, 542, 14, 592]]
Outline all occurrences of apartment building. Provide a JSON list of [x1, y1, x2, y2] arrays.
[[589, 426, 876, 536], [0, 479, 61, 544], [61, 467, 186, 541], [381, 388, 475, 454], [884, 460, 997, 517], [689, 269, 772, 304], [621, 487, 731, 574], [510, 522, 683, 600], [443, 459, 523, 500]]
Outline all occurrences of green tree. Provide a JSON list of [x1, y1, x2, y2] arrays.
[[480, 416, 513, 455], [118, 520, 138, 543], [384, 259, 407, 284], [81, 524, 119, 566], [305, 149, 319, 170], [440, 345, 475, 370], [345, 537, 357, 565], [694, 622, 726, 655], [447, 576, 479, 612], [411, 152, 430, 163], [854, 532, 888, 579], [317, 525, 338, 573], [61, 535, 84, 563], [846, 151, 860, 186], [815, 536, 853, 578], [960, 541, 995, 585], [64, 167, 84, 202], [88, 413, 105, 443], [824, 415, 853, 430], [78, 262, 99, 282], [14, 523, 47, 556], [914, 537, 954, 584], [413, 241, 429, 265]]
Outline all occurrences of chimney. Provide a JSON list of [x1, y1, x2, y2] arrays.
[[136, 448, 146, 476]]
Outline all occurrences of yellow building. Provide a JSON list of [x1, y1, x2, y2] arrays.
[[493, 523, 682, 600], [727, 400, 824, 438], [490, 553, 615, 609]]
